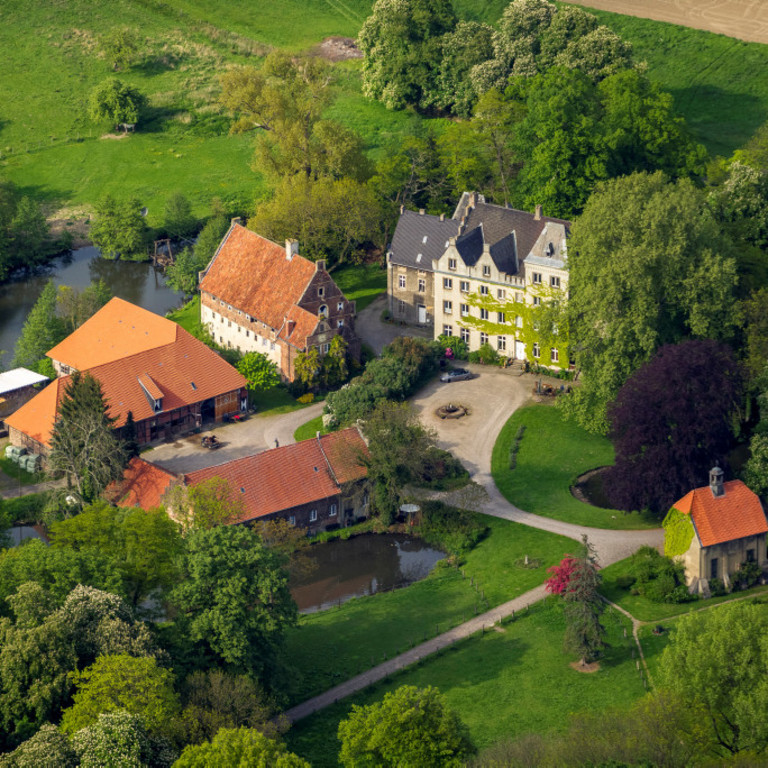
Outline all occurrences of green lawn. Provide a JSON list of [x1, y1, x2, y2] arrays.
[[600, 557, 768, 622], [166, 295, 200, 334], [284, 516, 575, 706], [294, 415, 330, 442], [285, 601, 643, 767], [329, 262, 388, 311], [0, 457, 43, 487], [253, 386, 313, 417], [491, 405, 657, 530]]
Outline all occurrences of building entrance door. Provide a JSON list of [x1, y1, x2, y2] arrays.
[[418, 305, 427, 324], [515, 341, 526, 359]]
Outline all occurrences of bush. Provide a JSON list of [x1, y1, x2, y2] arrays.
[[629, 546, 694, 603], [709, 578, 727, 596], [412, 447, 469, 490], [296, 393, 314, 404], [417, 501, 488, 556], [468, 343, 500, 366], [436, 335, 469, 361], [733, 560, 762, 589]]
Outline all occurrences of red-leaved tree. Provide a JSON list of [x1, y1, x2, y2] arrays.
[[605, 339, 742, 516], [545, 556, 577, 595]]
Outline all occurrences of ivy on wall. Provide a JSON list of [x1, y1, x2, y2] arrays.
[[662, 507, 695, 557]]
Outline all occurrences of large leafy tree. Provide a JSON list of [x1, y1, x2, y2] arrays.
[[60, 654, 179, 736], [170, 525, 297, 686], [163, 192, 196, 239], [48, 371, 127, 504], [338, 685, 475, 767], [165, 211, 229, 295], [90, 195, 147, 260], [55, 280, 112, 337], [49, 501, 182, 608], [88, 79, 146, 128], [359, 0, 457, 112], [236, 351, 280, 394], [606, 340, 742, 514], [174, 727, 309, 768], [561, 536, 605, 666], [659, 602, 768, 755], [11, 279, 65, 370], [0, 723, 77, 767], [562, 172, 739, 433]]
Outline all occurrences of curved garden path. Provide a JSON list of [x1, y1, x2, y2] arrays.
[[285, 367, 662, 722]]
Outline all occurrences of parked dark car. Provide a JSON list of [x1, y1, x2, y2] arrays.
[[440, 368, 474, 383]]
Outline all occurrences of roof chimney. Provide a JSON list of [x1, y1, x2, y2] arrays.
[[710, 467, 725, 498], [534, 205, 543, 221], [439, 213, 445, 221], [231, 216, 242, 226], [285, 239, 299, 260], [419, 209, 425, 216], [400, 205, 405, 215], [285, 317, 296, 337], [315, 259, 326, 272], [468, 192, 477, 209]]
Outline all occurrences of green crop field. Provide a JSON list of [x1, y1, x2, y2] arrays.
[[2, 0, 767, 230]]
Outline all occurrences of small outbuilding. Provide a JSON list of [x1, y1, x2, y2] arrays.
[[664, 468, 768, 595], [0, 368, 50, 422]]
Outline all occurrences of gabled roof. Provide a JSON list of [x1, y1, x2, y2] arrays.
[[389, 210, 459, 272], [110, 457, 176, 509], [672, 480, 768, 547], [6, 326, 246, 445], [0, 368, 50, 395], [199, 224, 321, 348], [47, 297, 177, 369], [183, 428, 368, 524]]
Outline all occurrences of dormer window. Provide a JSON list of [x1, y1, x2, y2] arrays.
[[422, 235, 428, 244], [482, 265, 491, 277], [448, 258, 457, 271]]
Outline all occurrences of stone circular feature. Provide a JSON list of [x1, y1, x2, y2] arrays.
[[435, 403, 468, 420]]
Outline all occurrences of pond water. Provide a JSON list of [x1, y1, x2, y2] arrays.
[[0, 247, 184, 363], [290, 533, 446, 614]]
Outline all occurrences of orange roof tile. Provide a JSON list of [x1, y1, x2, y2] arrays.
[[7, 325, 246, 446], [47, 297, 178, 369], [200, 225, 319, 348], [319, 428, 368, 485], [672, 480, 768, 547], [110, 457, 176, 509], [184, 428, 367, 524]]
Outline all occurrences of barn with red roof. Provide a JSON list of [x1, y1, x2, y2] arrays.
[[199, 222, 360, 382], [664, 467, 768, 595]]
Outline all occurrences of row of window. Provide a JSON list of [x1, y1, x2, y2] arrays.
[[446, 259, 491, 277], [288, 504, 338, 526], [441, 325, 559, 360]]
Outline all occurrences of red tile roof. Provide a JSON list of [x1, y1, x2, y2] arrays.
[[672, 480, 768, 547], [199, 224, 320, 348], [110, 457, 176, 509], [47, 297, 178, 369], [7, 324, 246, 446], [184, 428, 367, 524]]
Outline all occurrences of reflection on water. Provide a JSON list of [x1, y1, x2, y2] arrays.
[[290, 533, 445, 614], [0, 247, 184, 363]]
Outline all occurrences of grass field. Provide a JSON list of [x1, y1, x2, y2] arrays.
[[491, 405, 658, 530], [283, 516, 574, 705], [285, 600, 642, 767], [600, 557, 768, 621], [328, 262, 387, 311], [166, 294, 200, 332], [3, 0, 767, 232], [294, 415, 329, 442]]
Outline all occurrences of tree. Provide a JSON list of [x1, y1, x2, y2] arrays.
[[294, 347, 321, 391], [250, 175, 381, 264], [166, 476, 245, 531], [544, 556, 576, 595], [55, 280, 112, 337], [321, 335, 348, 388], [48, 372, 127, 504], [170, 525, 297, 684], [88, 79, 146, 129], [99, 28, 141, 71], [8, 196, 50, 269], [338, 685, 475, 767], [712, 161, 768, 251], [561, 536, 605, 666], [61, 654, 179, 736], [237, 352, 280, 394], [72, 710, 176, 768], [89, 195, 147, 259], [176, 670, 283, 746], [743, 433, 768, 498], [11, 280, 65, 369], [49, 501, 183, 608], [562, 172, 739, 433], [605, 340, 742, 514], [0, 723, 77, 767], [163, 192, 196, 239], [359, 0, 458, 112], [165, 212, 228, 295], [174, 727, 309, 768], [659, 601, 768, 755], [122, 410, 139, 460], [220, 53, 369, 182]]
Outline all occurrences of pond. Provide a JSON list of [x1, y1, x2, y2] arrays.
[[0, 247, 184, 363], [290, 533, 446, 614]]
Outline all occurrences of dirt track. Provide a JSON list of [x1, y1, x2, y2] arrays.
[[570, 0, 768, 45]]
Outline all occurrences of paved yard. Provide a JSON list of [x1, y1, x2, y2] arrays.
[[355, 295, 431, 354]]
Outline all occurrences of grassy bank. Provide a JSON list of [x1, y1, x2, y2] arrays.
[[329, 262, 387, 312], [294, 415, 329, 442], [491, 405, 657, 530], [285, 600, 642, 767], [284, 516, 574, 705]]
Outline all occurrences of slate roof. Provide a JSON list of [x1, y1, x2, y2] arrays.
[[6, 326, 246, 445], [673, 480, 768, 548], [110, 457, 176, 509], [199, 224, 322, 349], [47, 297, 177, 370], [183, 428, 368, 524], [389, 210, 459, 271]]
